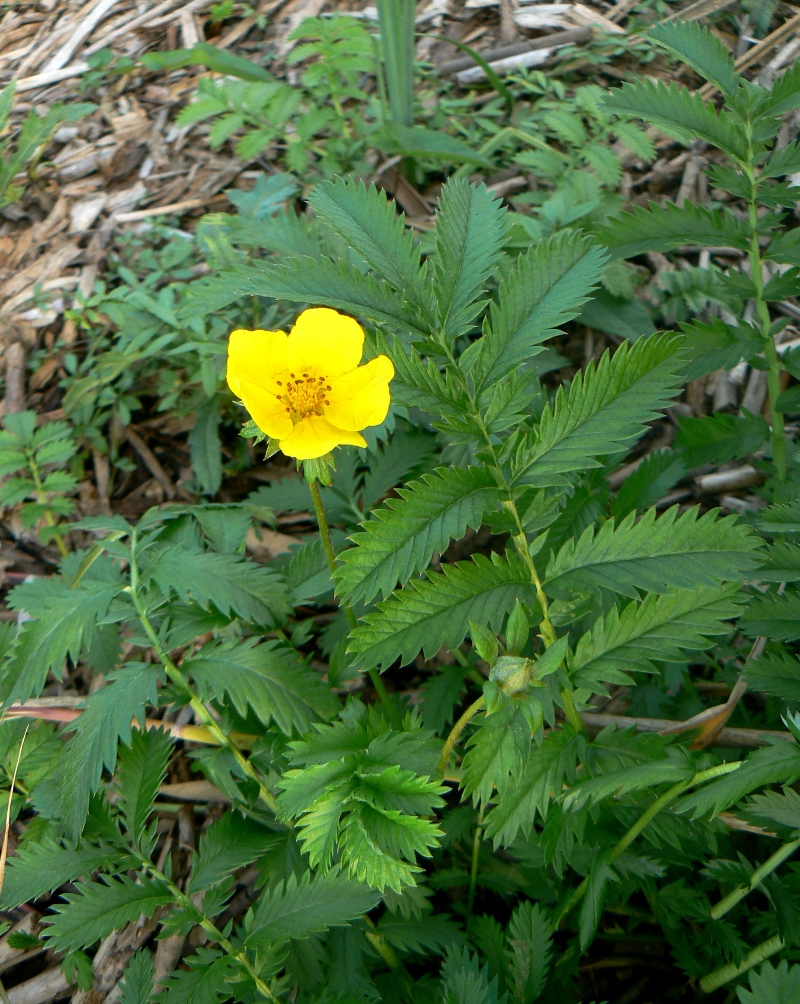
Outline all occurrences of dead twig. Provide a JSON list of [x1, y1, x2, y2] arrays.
[[123, 426, 177, 500]]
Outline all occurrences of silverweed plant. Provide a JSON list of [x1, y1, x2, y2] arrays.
[[6, 19, 800, 1004]]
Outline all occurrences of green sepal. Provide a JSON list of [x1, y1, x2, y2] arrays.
[[303, 454, 335, 486], [469, 618, 498, 666]]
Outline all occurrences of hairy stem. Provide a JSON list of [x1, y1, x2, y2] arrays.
[[467, 806, 484, 915], [127, 533, 279, 813], [700, 934, 784, 994], [308, 478, 401, 729], [711, 835, 800, 920], [138, 856, 280, 1003], [745, 154, 785, 483], [29, 452, 68, 558], [555, 762, 742, 927], [438, 695, 485, 775]]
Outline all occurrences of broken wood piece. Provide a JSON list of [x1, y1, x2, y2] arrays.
[[159, 781, 231, 803], [456, 31, 591, 82], [3, 343, 26, 416], [486, 175, 528, 198], [0, 913, 44, 976], [662, 0, 737, 21], [93, 447, 112, 516], [7, 968, 70, 1004], [440, 30, 592, 72], [114, 197, 215, 223], [15, 61, 89, 93], [123, 426, 177, 500], [41, 0, 122, 74], [695, 465, 763, 493], [580, 711, 792, 749], [153, 933, 187, 987], [659, 675, 748, 749], [514, 5, 571, 31]]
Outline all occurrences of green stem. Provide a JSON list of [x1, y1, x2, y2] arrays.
[[363, 915, 402, 970], [139, 856, 280, 1003], [711, 836, 800, 920], [560, 687, 585, 736], [307, 477, 401, 729], [555, 762, 742, 928], [438, 695, 485, 775], [744, 155, 785, 482], [127, 535, 279, 814], [29, 451, 68, 558], [467, 806, 484, 915], [700, 934, 784, 994], [435, 339, 556, 644]]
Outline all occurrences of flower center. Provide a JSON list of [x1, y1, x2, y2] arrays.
[[275, 372, 332, 422]]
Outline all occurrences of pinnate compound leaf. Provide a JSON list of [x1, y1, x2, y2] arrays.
[[603, 79, 746, 159], [461, 704, 532, 805], [432, 178, 508, 342], [579, 852, 616, 951], [483, 728, 582, 847], [156, 950, 236, 1004], [467, 230, 606, 390], [186, 639, 337, 736], [740, 593, 800, 642], [43, 876, 174, 952], [761, 141, 800, 179], [0, 839, 119, 910], [562, 746, 694, 810], [377, 332, 469, 417], [745, 788, 800, 833], [349, 552, 539, 671], [231, 256, 431, 338], [2, 583, 119, 705], [595, 201, 750, 260], [544, 506, 761, 599], [679, 317, 763, 381], [757, 502, 800, 535], [308, 179, 433, 321], [188, 813, 273, 894], [116, 727, 173, 848], [675, 411, 769, 468], [647, 20, 739, 99], [506, 901, 552, 1002], [746, 650, 800, 701], [514, 334, 685, 488], [756, 542, 800, 582], [737, 960, 800, 1004], [677, 741, 800, 818], [335, 466, 506, 605], [145, 546, 290, 626], [440, 946, 504, 1004], [59, 664, 161, 841], [246, 871, 381, 946], [568, 585, 743, 691], [119, 951, 155, 1004]]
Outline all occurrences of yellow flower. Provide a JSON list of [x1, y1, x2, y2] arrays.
[[227, 307, 394, 461]]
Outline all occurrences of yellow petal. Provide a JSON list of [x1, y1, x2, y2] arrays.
[[238, 378, 293, 440], [286, 308, 364, 381], [324, 355, 394, 432], [279, 415, 366, 460], [227, 328, 288, 398]]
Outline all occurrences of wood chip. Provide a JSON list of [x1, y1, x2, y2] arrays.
[[41, 0, 123, 74], [7, 968, 70, 1004]]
